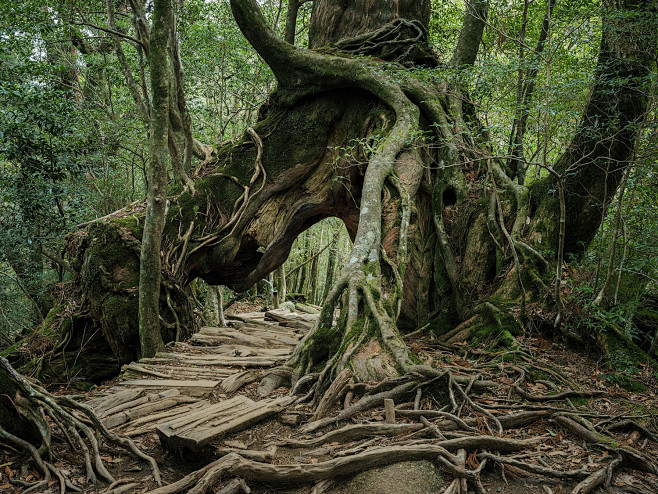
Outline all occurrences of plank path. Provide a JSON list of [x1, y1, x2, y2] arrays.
[[87, 309, 317, 454]]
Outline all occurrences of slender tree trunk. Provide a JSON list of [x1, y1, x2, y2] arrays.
[[203, 285, 220, 326], [138, 0, 169, 358], [296, 234, 310, 294], [321, 239, 338, 304], [267, 272, 274, 307], [284, 0, 300, 44], [278, 265, 288, 303]]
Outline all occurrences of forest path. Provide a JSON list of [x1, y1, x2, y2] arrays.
[[86, 309, 316, 454], [68, 311, 658, 494]]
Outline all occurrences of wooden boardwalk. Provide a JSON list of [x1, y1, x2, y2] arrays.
[[87, 309, 316, 453]]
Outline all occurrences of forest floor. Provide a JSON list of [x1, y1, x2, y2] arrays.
[[1, 309, 657, 494]]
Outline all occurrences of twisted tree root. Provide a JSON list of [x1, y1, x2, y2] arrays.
[[147, 439, 540, 494], [0, 356, 161, 488]]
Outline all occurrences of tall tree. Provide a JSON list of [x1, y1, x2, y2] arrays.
[[138, 0, 170, 358]]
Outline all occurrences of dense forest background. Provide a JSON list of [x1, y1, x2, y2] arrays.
[[0, 0, 656, 383]]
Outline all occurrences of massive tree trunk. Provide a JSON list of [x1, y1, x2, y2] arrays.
[[36, 0, 654, 394]]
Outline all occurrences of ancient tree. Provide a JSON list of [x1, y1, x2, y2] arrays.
[[0, 0, 655, 487], [19, 0, 656, 396]]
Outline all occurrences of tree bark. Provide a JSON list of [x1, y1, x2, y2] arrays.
[[531, 0, 654, 254], [139, 0, 169, 358]]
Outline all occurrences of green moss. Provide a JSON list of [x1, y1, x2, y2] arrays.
[[603, 327, 648, 369], [111, 215, 142, 238], [620, 400, 654, 416], [570, 397, 589, 407], [0, 338, 25, 358], [424, 311, 458, 338], [467, 303, 524, 349], [286, 293, 307, 302]]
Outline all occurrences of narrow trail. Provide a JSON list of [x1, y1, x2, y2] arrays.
[[87, 310, 316, 454]]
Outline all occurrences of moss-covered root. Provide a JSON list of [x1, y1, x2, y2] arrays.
[[438, 302, 523, 349], [0, 356, 161, 490], [288, 277, 416, 407]]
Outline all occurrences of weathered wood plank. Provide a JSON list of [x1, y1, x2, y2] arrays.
[[157, 396, 293, 453], [192, 329, 301, 347], [102, 388, 179, 419], [103, 392, 197, 429], [190, 331, 278, 348], [264, 311, 314, 330], [219, 371, 258, 394], [115, 379, 221, 397], [88, 388, 145, 416], [120, 401, 207, 436], [141, 353, 283, 368], [125, 362, 236, 380], [168, 342, 292, 357]]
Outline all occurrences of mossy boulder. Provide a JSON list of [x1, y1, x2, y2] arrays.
[[331, 460, 444, 494]]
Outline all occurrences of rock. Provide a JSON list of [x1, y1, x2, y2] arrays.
[[279, 301, 296, 312], [330, 460, 444, 494]]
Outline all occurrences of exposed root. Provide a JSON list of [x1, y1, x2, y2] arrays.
[[147, 440, 539, 494], [0, 356, 161, 489]]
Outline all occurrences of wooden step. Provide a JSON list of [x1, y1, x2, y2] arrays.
[[168, 342, 292, 358], [120, 401, 208, 437], [114, 378, 221, 397], [156, 395, 293, 453], [191, 328, 301, 347], [264, 310, 316, 330], [142, 352, 284, 368], [88, 388, 145, 416], [124, 362, 237, 380], [101, 390, 197, 429]]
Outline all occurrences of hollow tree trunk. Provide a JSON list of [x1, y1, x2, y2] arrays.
[[42, 0, 654, 390]]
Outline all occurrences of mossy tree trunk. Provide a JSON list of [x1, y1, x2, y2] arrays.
[[139, 0, 169, 358], [46, 0, 654, 391]]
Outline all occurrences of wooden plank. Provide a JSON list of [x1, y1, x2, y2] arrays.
[[120, 401, 207, 437], [219, 370, 258, 394], [264, 311, 314, 330], [232, 312, 266, 321], [88, 388, 145, 416], [157, 396, 293, 453], [169, 342, 293, 358], [195, 328, 301, 347], [174, 342, 290, 357], [102, 389, 179, 418], [103, 393, 196, 429], [115, 378, 220, 397], [125, 362, 236, 380], [190, 330, 273, 348], [158, 395, 253, 439], [215, 323, 303, 337], [144, 352, 283, 368]]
